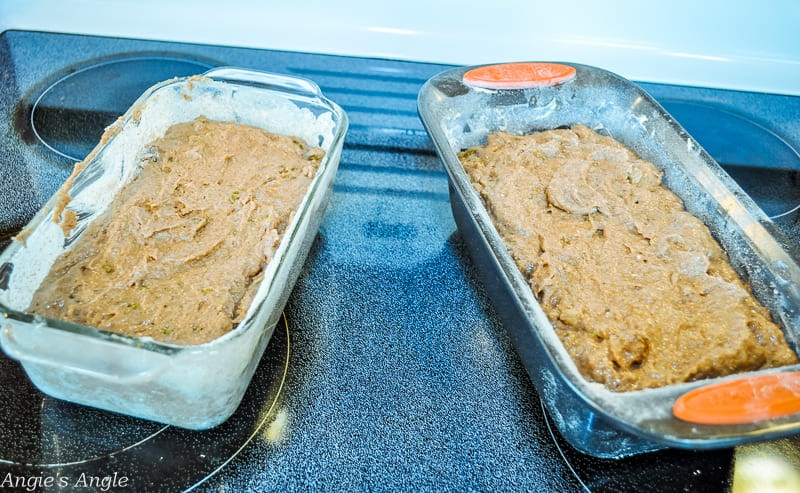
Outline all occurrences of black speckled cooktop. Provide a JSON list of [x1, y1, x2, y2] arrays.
[[1, 30, 799, 492]]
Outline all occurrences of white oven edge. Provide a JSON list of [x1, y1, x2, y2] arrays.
[[0, 0, 799, 96]]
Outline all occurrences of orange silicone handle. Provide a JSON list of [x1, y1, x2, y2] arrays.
[[462, 62, 576, 90], [673, 372, 800, 425]]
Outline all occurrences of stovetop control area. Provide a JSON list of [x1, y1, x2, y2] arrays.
[[0, 11, 799, 493]]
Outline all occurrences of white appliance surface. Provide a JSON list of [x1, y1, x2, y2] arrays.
[[1, 0, 799, 96]]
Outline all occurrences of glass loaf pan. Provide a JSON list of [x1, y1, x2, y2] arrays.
[[0, 67, 348, 429], [418, 62, 800, 458]]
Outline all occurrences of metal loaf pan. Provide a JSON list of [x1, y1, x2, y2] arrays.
[[0, 67, 348, 429], [418, 62, 800, 458]]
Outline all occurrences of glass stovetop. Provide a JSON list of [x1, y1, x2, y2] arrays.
[[1, 30, 799, 492]]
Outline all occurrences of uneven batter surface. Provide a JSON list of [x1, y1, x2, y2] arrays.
[[460, 124, 797, 391], [29, 117, 324, 345]]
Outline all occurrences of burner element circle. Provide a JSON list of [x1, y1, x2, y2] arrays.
[[0, 354, 167, 467], [30, 56, 215, 162], [661, 100, 800, 219], [0, 312, 289, 490]]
